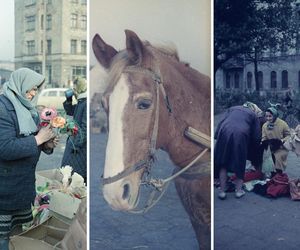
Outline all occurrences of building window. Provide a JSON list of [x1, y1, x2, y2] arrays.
[[258, 71, 263, 89], [47, 0, 52, 4], [27, 40, 35, 55], [33, 65, 41, 74], [80, 15, 87, 29], [71, 14, 78, 28], [46, 15, 52, 30], [47, 40, 52, 54], [41, 40, 43, 53], [81, 40, 86, 55], [25, 0, 36, 6], [271, 71, 277, 89], [225, 73, 230, 88], [41, 15, 44, 30], [72, 66, 86, 80], [26, 16, 35, 31], [46, 65, 52, 84], [81, 0, 87, 4], [282, 70, 288, 89], [247, 72, 252, 89], [234, 72, 239, 88], [71, 40, 77, 54]]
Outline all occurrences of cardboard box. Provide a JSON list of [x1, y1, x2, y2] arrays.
[[9, 236, 55, 250], [36, 169, 63, 188], [9, 216, 70, 250], [61, 219, 86, 250], [49, 190, 81, 219], [75, 198, 87, 232]]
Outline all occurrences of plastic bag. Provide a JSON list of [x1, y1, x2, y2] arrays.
[[262, 147, 274, 176]]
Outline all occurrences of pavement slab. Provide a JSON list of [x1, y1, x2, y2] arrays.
[[214, 114, 300, 250], [90, 133, 199, 250]]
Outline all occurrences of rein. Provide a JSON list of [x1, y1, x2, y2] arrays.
[[101, 67, 210, 213]]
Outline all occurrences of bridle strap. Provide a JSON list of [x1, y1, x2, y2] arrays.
[[149, 74, 161, 156], [128, 148, 210, 214], [101, 69, 164, 186], [102, 159, 151, 185]]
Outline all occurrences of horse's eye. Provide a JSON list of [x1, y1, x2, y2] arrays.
[[137, 99, 152, 110]]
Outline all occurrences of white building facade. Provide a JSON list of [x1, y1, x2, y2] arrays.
[[15, 0, 87, 87]]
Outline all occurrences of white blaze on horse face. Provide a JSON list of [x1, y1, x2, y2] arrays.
[[103, 74, 137, 210], [104, 74, 129, 179]]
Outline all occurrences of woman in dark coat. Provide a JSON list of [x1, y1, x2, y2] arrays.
[[61, 77, 87, 182], [214, 102, 262, 199], [0, 68, 56, 249]]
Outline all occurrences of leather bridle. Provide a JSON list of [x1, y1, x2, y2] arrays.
[[101, 66, 210, 213]]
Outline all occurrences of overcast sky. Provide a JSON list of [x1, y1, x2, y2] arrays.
[[0, 0, 211, 75], [0, 1, 14, 61], [90, 0, 211, 76]]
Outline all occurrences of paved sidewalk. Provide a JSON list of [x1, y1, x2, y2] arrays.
[[90, 133, 198, 250]]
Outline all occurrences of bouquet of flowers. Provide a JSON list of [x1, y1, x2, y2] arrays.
[[39, 107, 79, 136]]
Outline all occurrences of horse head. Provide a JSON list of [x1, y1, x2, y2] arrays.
[[92, 30, 164, 210], [92, 30, 210, 211]]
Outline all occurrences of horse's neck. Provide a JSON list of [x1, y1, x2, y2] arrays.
[[157, 64, 210, 168]]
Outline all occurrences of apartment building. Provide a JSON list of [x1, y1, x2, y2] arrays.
[[15, 0, 87, 87]]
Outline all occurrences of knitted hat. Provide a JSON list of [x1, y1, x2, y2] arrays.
[[74, 77, 87, 95]]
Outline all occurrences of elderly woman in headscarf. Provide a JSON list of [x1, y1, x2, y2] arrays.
[[0, 68, 57, 249], [262, 107, 290, 173], [61, 77, 87, 183], [214, 102, 263, 200]]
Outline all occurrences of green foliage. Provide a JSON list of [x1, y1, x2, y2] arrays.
[[214, 89, 300, 118], [214, 0, 297, 73]]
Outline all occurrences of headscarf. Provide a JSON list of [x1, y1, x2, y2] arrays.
[[74, 77, 87, 100], [266, 107, 278, 130], [2, 68, 45, 136], [243, 101, 263, 118]]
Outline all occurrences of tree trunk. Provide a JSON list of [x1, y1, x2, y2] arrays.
[[254, 48, 259, 91]]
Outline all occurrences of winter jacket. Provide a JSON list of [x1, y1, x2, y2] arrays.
[[0, 95, 42, 210]]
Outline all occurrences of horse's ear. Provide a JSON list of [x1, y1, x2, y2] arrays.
[[92, 34, 117, 69], [125, 30, 144, 65]]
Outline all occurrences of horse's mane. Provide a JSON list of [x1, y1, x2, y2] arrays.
[[146, 41, 179, 61], [104, 42, 181, 94]]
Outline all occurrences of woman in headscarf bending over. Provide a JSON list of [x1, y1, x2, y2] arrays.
[[262, 107, 290, 173], [0, 68, 57, 249], [214, 102, 263, 200]]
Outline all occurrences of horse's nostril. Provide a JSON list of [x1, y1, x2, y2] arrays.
[[122, 183, 130, 200]]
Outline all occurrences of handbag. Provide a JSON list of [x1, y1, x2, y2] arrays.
[[289, 179, 300, 201]]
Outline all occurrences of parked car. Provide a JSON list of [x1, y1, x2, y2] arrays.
[[36, 88, 77, 111]]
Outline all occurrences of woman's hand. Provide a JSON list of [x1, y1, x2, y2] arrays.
[[35, 124, 56, 146], [44, 136, 59, 149]]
